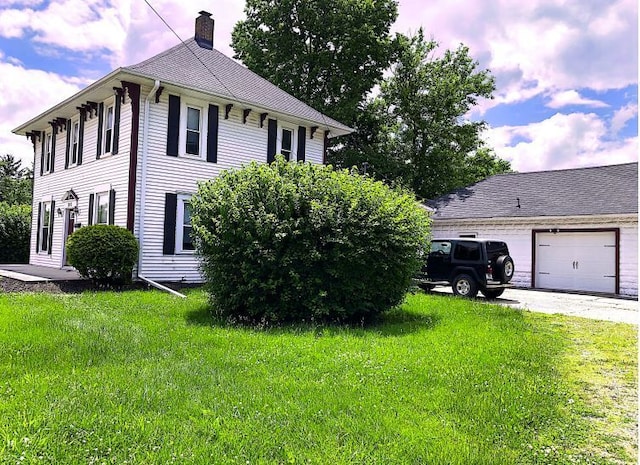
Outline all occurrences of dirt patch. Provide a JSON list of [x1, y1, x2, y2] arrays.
[[0, 276, 147, 294]]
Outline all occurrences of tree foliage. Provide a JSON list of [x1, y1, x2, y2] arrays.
[[332, 30, 511, 199], [0, 154, 32, 205], [0, 203, 31, 263], [191, 157, 431, 324], [231, 0, 398, 126]]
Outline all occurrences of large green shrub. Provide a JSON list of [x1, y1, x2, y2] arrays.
[[191, 157, 431, 323], [66, 225, 138, 287], [0, 202, 31, 263]]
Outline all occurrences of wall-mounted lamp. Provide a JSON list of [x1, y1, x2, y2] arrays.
[[56, 208, 63, 217]]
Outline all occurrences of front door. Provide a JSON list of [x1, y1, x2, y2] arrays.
[[63, 210, 76, 265]]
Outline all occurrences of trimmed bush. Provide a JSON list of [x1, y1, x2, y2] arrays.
[[66, 225, 138, 287], [0, 202, 31, 263], [191, 156, 431, 324]]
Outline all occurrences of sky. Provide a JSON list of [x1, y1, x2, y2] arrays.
[[0, 0, 637, 173]]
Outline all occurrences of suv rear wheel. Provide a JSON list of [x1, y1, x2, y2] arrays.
[[452, 274, 478, 298]]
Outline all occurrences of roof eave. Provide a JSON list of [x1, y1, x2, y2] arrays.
[[12, 68, 137, 135], [121, 68, 354, 137]]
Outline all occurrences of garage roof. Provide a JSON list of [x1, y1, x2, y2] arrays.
[[427, 162, 638, 219]]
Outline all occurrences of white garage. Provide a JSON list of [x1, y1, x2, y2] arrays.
[[427, 163, 638, 297], [534, 230, 617, 294]]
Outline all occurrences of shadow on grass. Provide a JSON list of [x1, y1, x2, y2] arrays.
[[184, 304, 440, 337]]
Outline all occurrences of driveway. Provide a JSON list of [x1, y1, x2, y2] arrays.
[[430, 288, 638, 325]]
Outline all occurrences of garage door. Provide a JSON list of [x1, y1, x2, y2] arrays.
[[535, 231, 617, 293]]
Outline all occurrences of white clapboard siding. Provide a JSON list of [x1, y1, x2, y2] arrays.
[[30, 100, 133, 268], [137, 83, 327, 282], [431, 216, 638, 296]]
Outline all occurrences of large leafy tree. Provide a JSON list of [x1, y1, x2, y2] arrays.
[[231, 0, 398, 126], [346, 30, 511, 199], [0, 154, 32, 205]]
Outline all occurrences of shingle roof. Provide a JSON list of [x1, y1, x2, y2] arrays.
[[427, 162, 638, 219], [124, 39, 352, 135]]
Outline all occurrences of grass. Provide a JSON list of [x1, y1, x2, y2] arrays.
[[0, 289, 636, 464]]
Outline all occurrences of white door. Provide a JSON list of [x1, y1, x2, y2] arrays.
[[535, 231, 616, 293]]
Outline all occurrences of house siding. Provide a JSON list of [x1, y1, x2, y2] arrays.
[[431, 214, 638, 296], [30, 97, 133, 267], [137, 84, 325, 282]]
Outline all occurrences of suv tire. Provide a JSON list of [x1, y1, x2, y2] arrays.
[[495, 255, 514, 282], [452, 274, 478, 298], [418, 283, 435, 292], [481, 288, 505, 299]]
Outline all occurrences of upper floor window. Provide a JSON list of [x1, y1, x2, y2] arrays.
[[44, 132, 52, 174], [179, 100, 206, 159], [70, 120, 80, 166], [280, 127, 293, 160], [185, 106, 201, 156], [104, 104, 115, 155]]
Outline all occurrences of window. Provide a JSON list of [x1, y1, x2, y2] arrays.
[[104, 104, 114, 154], [70, 120, 79, 166], [39, 202, 52, 253], [186, 107, 201, 155], [430, 241, 451, 256], [95, 192, 109, 225], [453, 241, 481, 261], [280, 127, 293, 160], [44, 132, 52, 173], [179, 100, 207, 158], [176, 195, 195, 253]]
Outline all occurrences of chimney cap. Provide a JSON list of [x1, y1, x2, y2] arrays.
[[198, 10, 212, 17]]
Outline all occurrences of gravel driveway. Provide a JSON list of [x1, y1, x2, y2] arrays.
[[431, 287, 638, 324]]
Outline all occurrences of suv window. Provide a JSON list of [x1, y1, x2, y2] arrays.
[[430, 241, 451, 255], [485, 241, 509, 260], [453, 241, 481, 261]]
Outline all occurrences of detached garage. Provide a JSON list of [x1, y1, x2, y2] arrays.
[[427, 163, 638, 297]]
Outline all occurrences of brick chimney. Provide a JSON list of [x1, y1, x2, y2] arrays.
[[195, 11, 214, 50]]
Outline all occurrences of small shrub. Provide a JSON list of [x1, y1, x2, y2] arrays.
[[0, 202, 31, 263], [191, 156, 431, 324], [66, 225, 138, 287]]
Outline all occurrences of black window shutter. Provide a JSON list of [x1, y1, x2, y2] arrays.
[[267, 119, 277, 163], [50, 130, 56, 173], [297, 126, 306, 162], [65, 119, 71, 169], [87, 194, 95, 225], [163, 193, 177, 255], [40, 136, 45, 176], [48, 201, 55, 255], [97, 102, 104, 159], [207, 104, 219, 163], [108, 189, 116, 225], [78, 112, 85, 166], [113, 96, 121, 155], [167, 95, 180, 157], [36, 203, 42, 253]]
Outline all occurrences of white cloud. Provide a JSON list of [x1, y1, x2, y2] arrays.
[[546, 90, 609, 109], [0, 0, 129, 54], [485, 112, 638, 172], [396, 0, 638, 109], [610, 103, 638, 135], [0, 59, 81, 167]]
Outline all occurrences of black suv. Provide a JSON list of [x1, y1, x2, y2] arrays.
[[416, 239, 514, 299]]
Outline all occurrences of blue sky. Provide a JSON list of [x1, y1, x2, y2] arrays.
[[1, 0, 637, 173]]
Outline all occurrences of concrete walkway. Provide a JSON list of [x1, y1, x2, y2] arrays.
[[0, 264, 83, 282], [431, 287, 638, 325]]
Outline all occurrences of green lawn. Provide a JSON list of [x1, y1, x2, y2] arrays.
[[0, 290, 636, 464]]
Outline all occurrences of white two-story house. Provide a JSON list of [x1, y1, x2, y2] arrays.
[[13, 11, 353, 283]]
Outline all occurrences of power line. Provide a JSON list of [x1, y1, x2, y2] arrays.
[[142, 0, 239, 102]]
